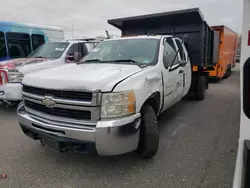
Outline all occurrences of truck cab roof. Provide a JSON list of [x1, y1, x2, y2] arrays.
[[48, 39, 99, 44], [107, 35, 174, 40]]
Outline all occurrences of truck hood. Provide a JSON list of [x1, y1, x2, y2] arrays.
[[23, 63, 146, 92], [0, 58, 54, 74]]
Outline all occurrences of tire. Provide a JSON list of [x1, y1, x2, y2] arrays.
[[223, 66, 231, 79], [195, 76, 207, 100], [137, 104, 159, 158]]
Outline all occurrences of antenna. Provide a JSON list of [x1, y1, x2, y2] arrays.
[[105, 30, 111, 39], [72, 24, 74, 41]]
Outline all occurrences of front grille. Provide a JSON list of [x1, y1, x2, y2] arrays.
[[24, 100, 91, 121], [23, 85, 92, 102]]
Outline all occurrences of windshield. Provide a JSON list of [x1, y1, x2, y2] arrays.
[[81, 38, 160, 64], [27, 42, 69, 58]]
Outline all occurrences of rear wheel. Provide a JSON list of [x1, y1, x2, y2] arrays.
[[137, 104, 159, 158], [223, 65, 232, 79], [195, 76, 207, 100]]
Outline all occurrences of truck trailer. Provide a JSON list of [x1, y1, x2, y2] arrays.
[[210, 25, 238, 80], [17, 8, 220, 158]]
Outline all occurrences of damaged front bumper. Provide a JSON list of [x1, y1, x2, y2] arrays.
[[0, 83, 22, 102], [17, 103, 141, 156]]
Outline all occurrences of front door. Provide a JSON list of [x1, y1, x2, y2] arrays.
[[174, 38, 191, 97], [162, 37, 184, 111]]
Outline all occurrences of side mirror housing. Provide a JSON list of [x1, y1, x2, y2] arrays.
[[179, 60, 187, 67], [65, 55, 74, 62], [65, 52, 81, 63]]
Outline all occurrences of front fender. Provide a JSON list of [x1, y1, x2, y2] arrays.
[[113, 68, 163, 113]]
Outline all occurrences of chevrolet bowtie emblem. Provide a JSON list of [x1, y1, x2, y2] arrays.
[[42, 97, 56, 108]]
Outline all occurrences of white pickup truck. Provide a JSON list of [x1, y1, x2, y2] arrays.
[[17, 35, 207, 158], [17, 8, 218, 158], [0, 39, 97, 104]]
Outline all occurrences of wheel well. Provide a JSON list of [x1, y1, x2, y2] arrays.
[[143, 92, 161, 114]]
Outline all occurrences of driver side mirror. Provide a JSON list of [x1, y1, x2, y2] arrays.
[[65, 55, 74, 62], [179, 60, 187, 67], [65, 52, 81, 63]]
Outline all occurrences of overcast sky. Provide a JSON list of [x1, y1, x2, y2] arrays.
[[1, 0, 243, 37]]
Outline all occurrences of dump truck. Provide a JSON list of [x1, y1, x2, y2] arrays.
[[17, 8, 220, 158], [209, 25, 238, 80]]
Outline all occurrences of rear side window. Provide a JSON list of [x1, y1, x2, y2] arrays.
[[32, 34, 45, 50], [0, 32, 7, 58], [6, 32, 31, 58]]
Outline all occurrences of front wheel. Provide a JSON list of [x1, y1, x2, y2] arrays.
[[194, 76, 207, 100], [137, 104, 159, 158]]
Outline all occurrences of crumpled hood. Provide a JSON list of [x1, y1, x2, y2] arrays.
[[0, 58, 49, 72], [23, 63, 146, 92]]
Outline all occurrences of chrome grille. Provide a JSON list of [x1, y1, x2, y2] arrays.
[[23, 85, 93, 102], [22, 86, 101, 127], [24, 100, 91, 121]]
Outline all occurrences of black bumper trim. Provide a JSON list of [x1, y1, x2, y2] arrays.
[[20, 124, 97, 154]]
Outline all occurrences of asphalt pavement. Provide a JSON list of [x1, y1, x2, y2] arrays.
[[0, 64, 240, 188]]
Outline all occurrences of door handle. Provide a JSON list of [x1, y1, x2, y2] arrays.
[[179, 70, 184, 74]]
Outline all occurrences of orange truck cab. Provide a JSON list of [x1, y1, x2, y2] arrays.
[[209, 25, 238, 80]]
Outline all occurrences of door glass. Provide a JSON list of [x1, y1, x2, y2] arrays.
[[6, 32, 31, 58], [0, 32, 7, 58], [80, 43, 90, 58], [32, 34, 45, 51], [163, 39, 179, 68], [175, 39, 186, 61], [67, 43, 80, 56]]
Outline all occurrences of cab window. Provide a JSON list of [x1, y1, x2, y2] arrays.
[[0, 32, 7, 58], [6, 32, 31, 58]]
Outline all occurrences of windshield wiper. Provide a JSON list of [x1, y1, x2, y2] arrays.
[[81, 59, 103, 63], [112, 59, 139, 64], [34, 56, 47, 58]]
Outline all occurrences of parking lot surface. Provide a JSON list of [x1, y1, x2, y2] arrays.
[[0, 65, 240, 188]]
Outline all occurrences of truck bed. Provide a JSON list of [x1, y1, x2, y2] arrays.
[[108, 8, 220, 67]]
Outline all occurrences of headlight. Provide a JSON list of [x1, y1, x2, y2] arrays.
[[101, 90, 136, 118], [8, 70, 24, 83]]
